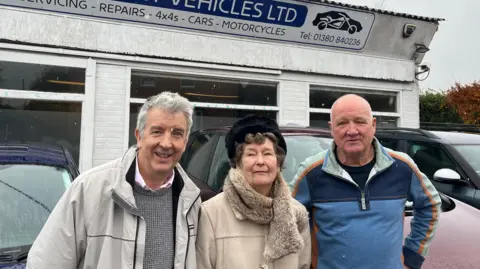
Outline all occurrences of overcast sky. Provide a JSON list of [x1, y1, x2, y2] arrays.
[[336, 0, 478, 91]]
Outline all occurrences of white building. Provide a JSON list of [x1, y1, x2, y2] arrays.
[[0, 0, 442, 172]]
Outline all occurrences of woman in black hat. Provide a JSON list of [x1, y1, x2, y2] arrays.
[[196, 115, 311, 269]]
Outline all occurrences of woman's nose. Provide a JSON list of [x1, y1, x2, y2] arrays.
[[255, 155, 265, 165]]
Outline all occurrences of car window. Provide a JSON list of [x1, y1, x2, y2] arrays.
[[207, 135, 334, 190], [406, 141, 457, 179], [182, 133, 216, 181], [0, 164, 72, 249], [376, 137, 400, 151], [453, 145, 480, 176], [206, 137, 229, 191]]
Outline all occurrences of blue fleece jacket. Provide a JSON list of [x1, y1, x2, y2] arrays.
[[291, 138, 441, 269]]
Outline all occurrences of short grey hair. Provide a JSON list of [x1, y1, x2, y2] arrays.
[[136, 91, 194, 138]]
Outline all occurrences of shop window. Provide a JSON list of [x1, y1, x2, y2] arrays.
[[129, 103, 276, 147], [309, 87, 399, 129], [310, 113, 330, 129], [130, 72, 277, 106], [0, 61, 85, 94], [0, 99, 82, 163], [375, 116, 398, 128], [309, 88, 397, 112]]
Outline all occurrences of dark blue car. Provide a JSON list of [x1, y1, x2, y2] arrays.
[[0, 144, 80, 268]]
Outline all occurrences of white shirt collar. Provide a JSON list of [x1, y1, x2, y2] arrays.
[[135, 156, 175, 191]]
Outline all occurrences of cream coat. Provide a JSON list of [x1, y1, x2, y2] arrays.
[[26, 147, 201, 269], [196, 193, 311, 269]]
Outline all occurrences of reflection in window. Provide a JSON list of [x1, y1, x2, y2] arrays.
[[0, 61, 85, 94], [310, 88, 397, 113], [130, 72, 277, 106], [129, 103, 276, 146], [0, 99, 82, 163]]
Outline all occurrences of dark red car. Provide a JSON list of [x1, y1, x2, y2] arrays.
[[180, 126, 480, 268]]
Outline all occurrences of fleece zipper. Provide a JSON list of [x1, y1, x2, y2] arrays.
[[327, 173, 368, 210], [327, 165, 391, 211]]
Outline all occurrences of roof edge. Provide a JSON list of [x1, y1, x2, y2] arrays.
[[313, 0, 445, 23]]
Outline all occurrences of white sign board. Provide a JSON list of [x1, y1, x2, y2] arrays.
[[0, 0, 375, 50]]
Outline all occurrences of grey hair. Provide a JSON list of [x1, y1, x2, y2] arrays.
[[136, 91, 194, 138]]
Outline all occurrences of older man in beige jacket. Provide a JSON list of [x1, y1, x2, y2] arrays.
[[27, 92, 201, 269]]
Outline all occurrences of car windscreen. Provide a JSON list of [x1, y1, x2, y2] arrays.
[[453, 145, 480, 176], [0, 164, 72, 249], [282, 135, 333, 186], [211, 134, 333, 189]]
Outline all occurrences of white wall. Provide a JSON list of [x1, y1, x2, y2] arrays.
[[400, 85, 421, 128], [93, 64, 128, 167]]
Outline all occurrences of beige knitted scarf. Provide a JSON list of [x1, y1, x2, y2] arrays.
[[223, 168, 309, 262]]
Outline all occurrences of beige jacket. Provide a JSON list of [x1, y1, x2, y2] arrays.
[[26, 147, 201, 269], [196, 183, 311, 269]]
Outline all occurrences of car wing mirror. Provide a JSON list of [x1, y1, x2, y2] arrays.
[[404, 200, 414, 216], [433, 168, 464, 184]]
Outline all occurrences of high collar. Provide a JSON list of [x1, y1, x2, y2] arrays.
[[322, 137, 395, 178], [111, 147, 200, 215], [134, 154, 175, 191]]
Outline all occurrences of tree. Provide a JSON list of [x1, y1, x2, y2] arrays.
[[419, 90, 463, 123], [446, 81, 480, 125]]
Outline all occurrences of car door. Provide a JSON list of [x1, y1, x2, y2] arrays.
[[180, 131, 219, 201], [405, 140, 478, 208]]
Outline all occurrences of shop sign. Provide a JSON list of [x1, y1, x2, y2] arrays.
[[0, 0, 375, 50]]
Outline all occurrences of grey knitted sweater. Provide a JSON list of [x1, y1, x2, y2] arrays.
[[133, 184, 174, 269]]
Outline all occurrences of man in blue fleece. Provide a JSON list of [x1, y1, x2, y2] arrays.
[[292, 94, 441, 269]]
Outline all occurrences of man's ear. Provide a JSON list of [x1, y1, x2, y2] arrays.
[[135, 129, 142, 148]]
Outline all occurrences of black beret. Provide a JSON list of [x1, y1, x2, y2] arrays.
[[225, 115, 287, 159]]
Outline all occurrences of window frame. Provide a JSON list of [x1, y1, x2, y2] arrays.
[[0, 50, 95, 173], [308, 86, 402, 128], [124, 67, 280, 151]]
